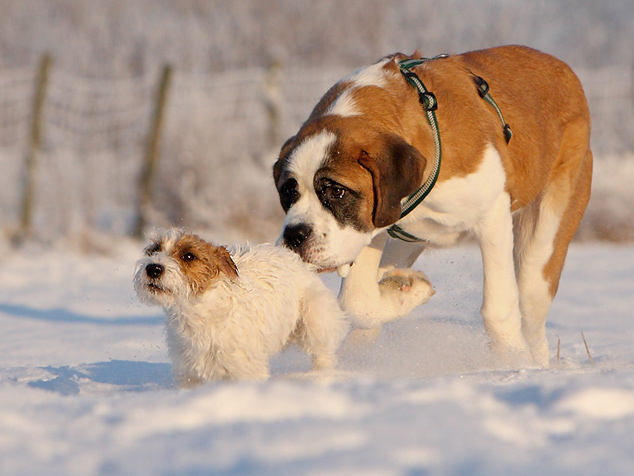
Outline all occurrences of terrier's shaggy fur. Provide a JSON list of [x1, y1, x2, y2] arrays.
[[134, 229, 349, 386]]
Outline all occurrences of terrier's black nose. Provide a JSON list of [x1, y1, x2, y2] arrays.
[[283, 223, 312, 249], [145, 263, 164, 279]]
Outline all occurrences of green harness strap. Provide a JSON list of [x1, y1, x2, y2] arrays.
[[472, 75, 513, 144], [387, 57, 442, 242], [387, 56, 513, 243]]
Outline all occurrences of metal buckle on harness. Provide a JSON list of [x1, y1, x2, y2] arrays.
[[473, 75, 489, 98], [402, 75, 436, 110], [418, 91, 438, 111], [471, 74, 513, 144], [503, 124, 513, 143], [401, 71, 438, 111]]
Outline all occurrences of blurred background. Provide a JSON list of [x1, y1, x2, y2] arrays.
[[0, 0, 632, 249]]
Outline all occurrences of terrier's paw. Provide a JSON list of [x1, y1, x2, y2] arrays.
[[379, 269, 435, 307]]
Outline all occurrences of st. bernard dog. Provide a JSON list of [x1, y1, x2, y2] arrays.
[[273, 45, 592, 367]]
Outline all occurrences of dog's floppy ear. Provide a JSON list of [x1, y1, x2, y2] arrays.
[[272, 155, 285, 186], [215, 246, 239, 281], [272, 135, 296, 185], [357, 134, 426, 228]]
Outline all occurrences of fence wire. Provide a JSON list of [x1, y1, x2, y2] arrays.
[[0, 61, 631, 243]]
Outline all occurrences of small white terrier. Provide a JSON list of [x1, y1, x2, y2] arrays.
[[134, 229, 349, 386]]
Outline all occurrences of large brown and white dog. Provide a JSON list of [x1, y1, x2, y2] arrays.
[[274, 45, 592, 367]]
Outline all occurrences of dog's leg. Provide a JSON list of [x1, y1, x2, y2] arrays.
[[297, 284, 350, 371], [225, 359, 271, 381], [380, 237, 427, 269], [516, 136, 593, 366], [513, 197, 553, 367], [339, 233, 434, 329], [475, 191, 532, 366]]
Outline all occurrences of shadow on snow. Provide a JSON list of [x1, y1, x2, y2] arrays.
[[27, 360, 173, 395], [0, 302, 162, 326]]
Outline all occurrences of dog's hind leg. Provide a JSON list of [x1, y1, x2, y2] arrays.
[[475, 190, 533, 366], [297, 283, 350, 371], [515, 131, 592, 366]]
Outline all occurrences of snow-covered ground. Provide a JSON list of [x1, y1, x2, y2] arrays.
[[1, 239, 633, 475]]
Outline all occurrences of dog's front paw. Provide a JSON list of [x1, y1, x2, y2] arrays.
[[379, 269, 435, 309], [340, 266, 435, 329]]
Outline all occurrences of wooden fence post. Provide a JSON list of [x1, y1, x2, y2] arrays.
[[264, 59, 283, 155], [17, 53, 52, 241], [133, 64, 172, 238]]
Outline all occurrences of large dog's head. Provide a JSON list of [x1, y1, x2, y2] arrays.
[[273, 57, 427, 272]]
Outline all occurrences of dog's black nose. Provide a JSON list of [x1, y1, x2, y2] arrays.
[[283, 223, 312, 249], [145, 263, 164, 279]]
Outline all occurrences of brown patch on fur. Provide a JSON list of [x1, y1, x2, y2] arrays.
[[170, 234, 239, 296]]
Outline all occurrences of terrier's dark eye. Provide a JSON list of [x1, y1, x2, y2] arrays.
[[146, 242, 161, 255], [182, 252, 196, 263], [280, 178, 299, 211]]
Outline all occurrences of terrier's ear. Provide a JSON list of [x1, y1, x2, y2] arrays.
[[215, 246, 239, 281]]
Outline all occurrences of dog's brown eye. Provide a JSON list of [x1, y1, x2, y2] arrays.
[[326, 186, 345, 200], [318, 183, 347, 210], [182, 252, 196, 263]]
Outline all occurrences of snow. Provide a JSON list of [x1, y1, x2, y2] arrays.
[[1, 240, 633, 475]]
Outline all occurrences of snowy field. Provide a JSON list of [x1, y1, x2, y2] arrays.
[[1, 239, 633, 475]]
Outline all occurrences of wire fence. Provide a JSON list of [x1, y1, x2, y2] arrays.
[[0, 57, 631, 245]]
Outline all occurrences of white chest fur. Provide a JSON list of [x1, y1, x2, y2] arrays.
[[393, 144, 508, 246]]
